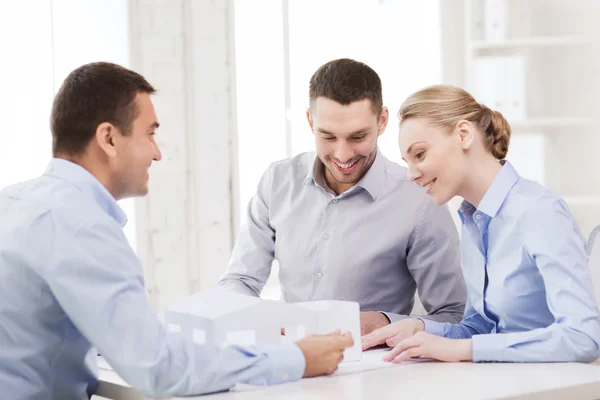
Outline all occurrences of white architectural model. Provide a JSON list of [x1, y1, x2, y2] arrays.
[[164, 288, 362, 362]]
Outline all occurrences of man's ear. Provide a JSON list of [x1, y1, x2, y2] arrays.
[[94, 122, 118, 158], [456, 120, 475, 150], [378, 106, 389, 136], [306, 108, 314, 131]]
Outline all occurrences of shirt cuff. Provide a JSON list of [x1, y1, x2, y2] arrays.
[[419, 318, 445, 337], [472, 334, 505, 362], [380, 312, 410, 323], [258, 343, 305, 385], [217, 280, 260, 297]]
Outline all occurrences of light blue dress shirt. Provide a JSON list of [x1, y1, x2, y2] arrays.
[[423, 161, 600, 362], [219, 150, 466, 323], [0, 158, 305, 400]]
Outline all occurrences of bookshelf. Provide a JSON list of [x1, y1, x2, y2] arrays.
[[462, 0, 600, 237], [470, 35, 590, 51]]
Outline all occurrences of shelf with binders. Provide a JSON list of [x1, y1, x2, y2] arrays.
[[509, 117, 595, 131], [463, 0, 600, 237], [540, 129, 600, 186], [470, 47, 599, 133], [465, 0, 599, 45], [470, 35, 593, 53]]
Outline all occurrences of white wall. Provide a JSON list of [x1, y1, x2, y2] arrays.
[[0, 2, 54, 188], [129, 0, 238, 314], [0, 0, 137, 248]]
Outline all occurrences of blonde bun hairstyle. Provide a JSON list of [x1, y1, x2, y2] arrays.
[[399, 85, 511, 159]]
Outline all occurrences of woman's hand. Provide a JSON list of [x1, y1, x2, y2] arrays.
[[382, 332, 473, 363], [361, 318, 424, 350]]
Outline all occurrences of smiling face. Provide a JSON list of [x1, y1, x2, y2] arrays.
[[307, 97, 388, 194], [109, 93, 162, 199], [398, 118, 470, 205]]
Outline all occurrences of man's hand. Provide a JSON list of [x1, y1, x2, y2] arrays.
[[360, 311, 390, 336], [361, 318, 424, 350], [295, 330, 354, 377], [382, 332, 472, 363]]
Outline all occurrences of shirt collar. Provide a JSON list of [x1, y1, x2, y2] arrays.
[[303, 155, 327, 189], [44, 158, 128, 227], [303, 148, 385, 201], [356, 148, 385, 200], [302, 157, 316, 187], [458, 160, 519, 224]]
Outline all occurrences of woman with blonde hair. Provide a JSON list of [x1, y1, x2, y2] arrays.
[[361, 85, 600, 363]]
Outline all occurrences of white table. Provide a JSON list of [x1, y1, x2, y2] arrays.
[[96, 359, 600, 400]]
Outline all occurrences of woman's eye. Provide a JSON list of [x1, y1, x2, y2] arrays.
[[416, 152, 425, 160]]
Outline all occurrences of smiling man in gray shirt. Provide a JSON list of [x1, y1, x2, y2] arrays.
[[218, 58, 466, 335]]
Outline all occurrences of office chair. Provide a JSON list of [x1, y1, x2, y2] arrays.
[[587, 225, 600, 257]]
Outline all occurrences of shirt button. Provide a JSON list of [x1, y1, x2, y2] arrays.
[[475, 214, 481, 220], [323, 234, 329, 240], [333, 198, 339, 203], [282, 373, 289, 381], [316, 272, 323, 278]]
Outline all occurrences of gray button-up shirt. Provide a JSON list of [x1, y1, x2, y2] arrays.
[[219, 150, 466, 323]]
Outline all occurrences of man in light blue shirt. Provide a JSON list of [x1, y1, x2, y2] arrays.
[[0, 62, 352, 400], [219, 59, 466, 334]]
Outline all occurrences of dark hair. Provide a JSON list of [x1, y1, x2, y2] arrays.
[[51, 62, 156, 156], [309, 58, 383, 115]]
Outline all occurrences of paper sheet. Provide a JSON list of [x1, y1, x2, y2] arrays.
[[97, 349, 434, 396], [333, 348, 395, 376], [333, 348, 433, 376]]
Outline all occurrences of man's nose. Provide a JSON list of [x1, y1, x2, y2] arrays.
[[334, 141, 354, 163]]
